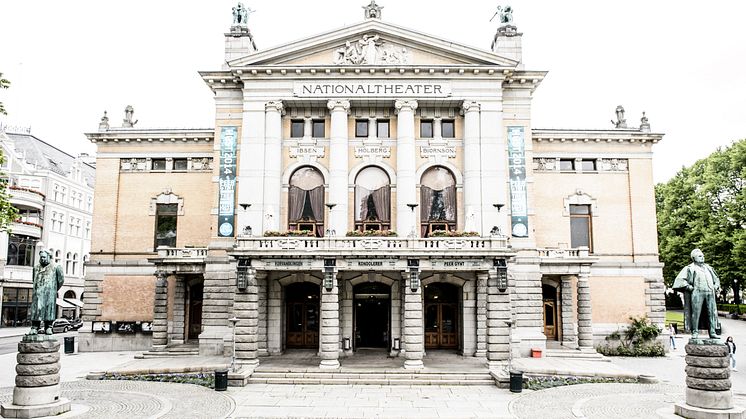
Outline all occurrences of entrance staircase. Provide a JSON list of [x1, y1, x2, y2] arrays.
[[136, 343, 199, 359], [248, 369, 496, 386], [542, 344, 608, 361]]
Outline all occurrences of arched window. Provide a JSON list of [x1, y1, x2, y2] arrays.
[[65, 252, 72, 275], [72, 253, 79, 276], [354, 166, 391, 232], [6, 235, 34, 267], [54, 250, 61, 265], [420, 166, 457, 237], [63, 290, 76, 299], [288, 167, 325, 237]]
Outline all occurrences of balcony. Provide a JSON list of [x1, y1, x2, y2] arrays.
[[9, 187, 45, 211], [10, 220, 42, 238], [233, 236, 509, 258], [155, 247, 208, 262], [537, 247, 596, 274], [3, 265, 33, 283]]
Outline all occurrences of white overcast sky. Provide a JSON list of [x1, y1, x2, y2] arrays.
[[1, 0, 744, 183]]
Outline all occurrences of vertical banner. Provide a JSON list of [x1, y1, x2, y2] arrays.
[[507, 126, 529, 237], [218, 126, 237, 237]]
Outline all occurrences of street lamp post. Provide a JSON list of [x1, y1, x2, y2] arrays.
[[228, 316, 239, 372]]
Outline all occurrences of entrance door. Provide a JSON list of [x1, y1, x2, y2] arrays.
[[354, 282, 390, 349], [286, 282, 320, 348], [542, 284, 558, 340], [424, 283, 459, 349], [187, 283, 203, 341]]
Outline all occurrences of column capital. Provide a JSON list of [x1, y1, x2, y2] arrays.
[[265, 100, 284, 114], [155, 270, 169, 285], [394, 99, 418, 114], [327, 99, 351, 113], [461, 100, 481, 114]]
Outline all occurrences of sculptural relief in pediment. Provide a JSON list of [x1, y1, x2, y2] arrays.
[[332, 34, 410, 65]]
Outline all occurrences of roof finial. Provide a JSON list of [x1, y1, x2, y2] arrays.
[[98, 110, 109, 131], [639, 111, 651, 132], [363, 0, 383, 19], [122, 105, 138, 128]]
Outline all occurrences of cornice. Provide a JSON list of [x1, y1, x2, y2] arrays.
[[532, 128, 664, 145], [86, 128, 215, 144]]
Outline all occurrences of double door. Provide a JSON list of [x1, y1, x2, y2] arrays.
[[286, 301, 319, 348], [424, 302, 458, 349]]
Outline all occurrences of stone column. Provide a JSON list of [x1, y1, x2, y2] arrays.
[[152, 271, 169, 351], [475, 272, 488, 357], [257, 271, 268, 357], [319, 271, 340, 369], [462, 101, 482, 233], [402, 271, 424, 369], [560, 275, 578, 349], [234, 267, 259, 368], [171, 278, 186, 345], [367, 117, 378, 143], [327, 100, 351, 236], [395, 100, 418, 236], [267, 278, 282, 355], [262, 101, 284, 232], [486, 270, 510, 367], [576, 272, 594, 349]]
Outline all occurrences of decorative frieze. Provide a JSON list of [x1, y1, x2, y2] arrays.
[[532, 157, 629, 172], [120, 157, 213, 172]]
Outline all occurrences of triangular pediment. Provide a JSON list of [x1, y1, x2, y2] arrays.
[[229, 19, 517, 67]]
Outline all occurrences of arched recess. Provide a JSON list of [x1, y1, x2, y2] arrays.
[[281, 161, 330, 187], [63, 290, 76, 299], [287, 166, 325, 237], [420, 166, 458, 237], [354, 166, 392, 232], [348, 161, 397, 186], [278, 273, 322, 286], [421, 274, 466, 287], [415, 161, 463, 187], [349, 274, 395, 287]]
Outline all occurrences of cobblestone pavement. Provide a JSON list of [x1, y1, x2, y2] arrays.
[[511, 382, 746, 419], [0, 380, 234, 418]]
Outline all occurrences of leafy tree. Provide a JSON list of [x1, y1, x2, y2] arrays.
[[0, 72, 9, 115], [656, 140, 746, 304]]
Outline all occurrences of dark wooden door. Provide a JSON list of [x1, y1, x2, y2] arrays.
[[188, 283, 203, 340], [543, 299, 557, 340], [425, 302, 458, 349], [286, 301, 319, 348]]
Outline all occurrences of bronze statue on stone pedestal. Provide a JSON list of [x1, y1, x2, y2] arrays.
[[29, 249, 64, 336], [672, 248, 720, 340]]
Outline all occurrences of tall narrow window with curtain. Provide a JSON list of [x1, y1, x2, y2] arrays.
[[420, 166, 457, 237], [354, 166, 391, 232], [288, 167, 325, 237]]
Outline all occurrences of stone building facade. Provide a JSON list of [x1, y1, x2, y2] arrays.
[[79, 3, 665, 369]]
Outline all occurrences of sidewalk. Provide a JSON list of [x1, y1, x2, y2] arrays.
[[0, 327, 27, 339]]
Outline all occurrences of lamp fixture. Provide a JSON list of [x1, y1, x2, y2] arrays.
[[493, 203, 505, 212], [325, 203, 337, 210], [406, 203, 419, 211], [493, 258, 508, 292], [323, 258, 336, 291], [236, 258, 254, 291], [407, 259, 420, 291], [239, 203, 251, 211]]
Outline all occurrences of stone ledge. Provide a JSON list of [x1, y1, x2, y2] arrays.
[[674, 401, 746, 419], [1, 398, 71, 418]]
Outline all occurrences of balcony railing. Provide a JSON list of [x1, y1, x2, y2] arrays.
[[9, 187, 45, 210], [155, 247, 208, 261], [234, 236, 509, 257], [3, 265, 33, 282], [537, 247, 591, 259], [10, 221, 42, 238]]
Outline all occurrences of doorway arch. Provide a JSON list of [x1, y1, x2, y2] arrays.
[[424, 282, 460, 349], [285, 282, 320, 348], [353, 282, 390, 349]]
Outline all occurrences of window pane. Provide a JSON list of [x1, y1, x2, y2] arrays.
[[420, 120, 433, 138], [570, 217, 590, 248], [290, 120, 304, 138], [441, 120, 455, 138], [559, 159, 574, 171], [569, 204, 590, 215], [155, 204, 178, 248], [173, 159, 188, 171], [355, 120, 368, 138], [151, 159, 166, 170], [580, 159, 596, 171], [312, 120, 325, 138], [377, 120, 390, 138]]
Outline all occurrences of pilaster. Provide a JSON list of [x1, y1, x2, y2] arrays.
[[560, 275, 578, 349], [395, 99, 418, 236], [475, 272, 488, 357], [234, 267, 259, 367], [151, 271, 169, 351], [262, 101, 284, 232], [486, 270, 510, 366], [577, 272, 593, 348], [462, 101, 482, 234], [327, 100, 351, 236], [319, 271, 340, 369], [402, 271, 424, 369], [257, 271, 268, 356]]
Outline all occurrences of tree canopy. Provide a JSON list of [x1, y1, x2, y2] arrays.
[[0, 72, 20, 230], [656, 139, 746, 304], [0, 72, 9, 115]]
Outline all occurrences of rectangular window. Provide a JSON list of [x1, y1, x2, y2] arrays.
[[312, 120, 325, 138], [355, 120, 369, 138], [151, 159, 166, 171], [154, 204, 178, 248], [7, 235, 35, 267], [570, 204, 592, 251], [377, 120, 390, 138], [420, 120, 434, 138], [290, 120, 304, 138], [559, 159, 575, 171], [173, 158, 188, 171], [580, 159, 597, 171], [441, 120, 455, 138]]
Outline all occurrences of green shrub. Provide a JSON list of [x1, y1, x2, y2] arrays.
[[525, 375, 638, 390], [429, 230, 479, 237], [345, 230, 397, 237], [717, 304, 746, 315], [597, 315, 664, 357], [100, 372, 215, 388]]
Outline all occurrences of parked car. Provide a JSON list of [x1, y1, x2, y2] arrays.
[[69, 318, 83, 331], [51, 319, 74, 333]]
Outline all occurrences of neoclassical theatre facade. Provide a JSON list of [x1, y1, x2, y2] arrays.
[[80, 3, 665, 369]]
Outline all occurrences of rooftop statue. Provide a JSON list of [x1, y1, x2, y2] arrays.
[[123, 105, 138, 128], [672, 249, 721, 340], [490, 5, 514, 25], [98, 110, 109, 131], [29, 249, 65, 335], [639, 111, 651, 132], [611, 105, 627, 128], [232, 2, 254, 26], [363, 0, 383, 19]]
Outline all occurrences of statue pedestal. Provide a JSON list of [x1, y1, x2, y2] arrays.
[[0, 335, 71, 418], [674, 340, 745, 418]]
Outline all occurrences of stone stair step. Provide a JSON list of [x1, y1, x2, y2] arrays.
[[248, 377, 496, 385]]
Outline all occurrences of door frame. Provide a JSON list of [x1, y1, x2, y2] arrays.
[[353, 281, 391, 350], [284, 282, 320, 349], [423, 282, 461, 350]]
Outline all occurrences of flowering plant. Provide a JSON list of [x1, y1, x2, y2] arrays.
[[429, 230, 479, 237], [346, 230, 397, 237], [263, 230, 314, 237]]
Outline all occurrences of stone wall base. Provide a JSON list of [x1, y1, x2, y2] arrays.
[[1, 398, 70, 418], [77, 330, 151, 352], [199, 326, 230, 356], [674, 401, 745, 419]]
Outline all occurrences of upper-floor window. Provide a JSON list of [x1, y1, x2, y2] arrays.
[[154, 203, 178, 248], [559, 159, 575, 171], [86, 196, 93, 212], [420, 120, 434, 138], [354, 166, 391, 232], [65, 252, 73, 275], [173, 159, 188, 171], [355, 120, 369, 138], [377, 120, 390, 138], [54, 250, 61, 265], [420, 166, 456, 237], [290, 120, 304, 138], [580, 159, 597, 171], [312, 120, 325, 138], [151, 159, 167, 171], [85, 221, 91, 239], [442, 119, 455, 138], [72, 253, 79, 276], [570, 204, 592, 251], [288, 167, 325, 237], [6, 235, 34, 267]]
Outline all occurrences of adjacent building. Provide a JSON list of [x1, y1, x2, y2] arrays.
[[0, 127, 94, 327], [80, 2, 665, 370]]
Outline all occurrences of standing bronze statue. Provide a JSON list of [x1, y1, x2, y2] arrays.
[[672, 249, 720, 339], [29, 249, 64, 335]]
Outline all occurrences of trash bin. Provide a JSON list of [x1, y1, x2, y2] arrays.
[[509, 370, 523, 393], [64, 337, 75, 354], [214, 369, 228, 391]]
